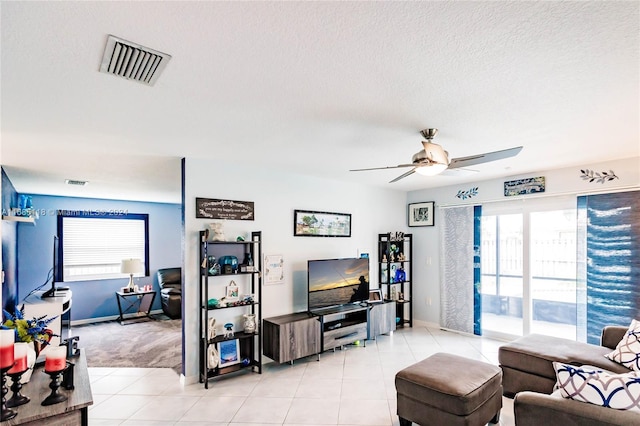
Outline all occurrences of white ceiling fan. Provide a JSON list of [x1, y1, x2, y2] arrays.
[[350, 128, 523, 183]]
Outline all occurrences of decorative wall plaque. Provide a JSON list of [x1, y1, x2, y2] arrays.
[[196, 198, 254, 220]]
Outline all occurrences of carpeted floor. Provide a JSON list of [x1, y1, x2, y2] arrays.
[[71, 315, 182, 372]]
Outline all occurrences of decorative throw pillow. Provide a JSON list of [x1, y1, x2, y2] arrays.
[[554, 362, 640, 412], [605, 319, 640, 371]]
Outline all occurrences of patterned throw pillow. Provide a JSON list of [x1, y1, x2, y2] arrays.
[[605, 319, 640, 371], [554, 362, 640, 412]]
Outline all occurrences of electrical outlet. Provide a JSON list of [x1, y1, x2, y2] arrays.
[[426, 297, 432, 306], [426, 257, 432, 265]]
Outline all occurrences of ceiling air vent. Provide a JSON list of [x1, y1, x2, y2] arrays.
[[65, 179, 88, 186], [99, 35, 171, 86]]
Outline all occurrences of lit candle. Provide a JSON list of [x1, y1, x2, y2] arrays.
[[0, 329, 15, 369], [8, 342, 28, 374], [44, 346, 67, 372]]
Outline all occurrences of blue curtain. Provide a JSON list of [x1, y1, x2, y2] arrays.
[[473, 205, 482, 335], [577, 191, 640, 344], [440, 205, 482, 335]]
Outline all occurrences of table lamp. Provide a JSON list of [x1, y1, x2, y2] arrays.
[[121, 258, 144, 292]]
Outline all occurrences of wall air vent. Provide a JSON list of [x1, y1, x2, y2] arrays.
[[99, 35, 171, 86], [65, 179, 88, 186]]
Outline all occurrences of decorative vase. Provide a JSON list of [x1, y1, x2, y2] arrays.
[[20, 342, 38, 384], [243, 314, 256, 334]]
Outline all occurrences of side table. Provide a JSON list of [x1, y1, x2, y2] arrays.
[[115, 290, 156, 325]]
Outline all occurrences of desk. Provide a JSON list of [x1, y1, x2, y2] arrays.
[[115, 291, 156, 325], [1, 351, 92, 426]]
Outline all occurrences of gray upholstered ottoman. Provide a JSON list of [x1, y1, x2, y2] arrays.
[[395, 352, 503, 426]]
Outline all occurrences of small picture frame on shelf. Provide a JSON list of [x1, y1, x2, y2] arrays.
[[368, 289, 383, 303], [217, 339, 241, 367], [226, 282, 239, 299]]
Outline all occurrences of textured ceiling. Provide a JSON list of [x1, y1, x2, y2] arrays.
[[1, 1, 638, 203]]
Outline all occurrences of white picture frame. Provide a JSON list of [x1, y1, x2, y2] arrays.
[[218, 339, 241, 367]]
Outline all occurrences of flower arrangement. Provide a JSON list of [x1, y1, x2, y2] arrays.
[[2, 306, 57, 353]]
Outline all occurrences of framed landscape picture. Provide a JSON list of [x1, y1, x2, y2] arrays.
[[293, 209, 351, 237], [408, 201, 435, 227], [218, 339, 241, 367]]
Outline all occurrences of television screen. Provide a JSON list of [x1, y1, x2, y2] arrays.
[[307, 258, 370, 312]]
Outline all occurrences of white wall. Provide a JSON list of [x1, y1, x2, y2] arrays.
[[408, 157, 640, 326], [183, 158, 407, 382]]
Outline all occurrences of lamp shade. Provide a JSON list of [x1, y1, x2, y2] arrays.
[[121, 258, 144, 275]]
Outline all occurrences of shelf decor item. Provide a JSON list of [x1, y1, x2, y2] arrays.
[[243, 314, 256, 333], [408, 202, 435, 227], [218, 339, 241, 367]]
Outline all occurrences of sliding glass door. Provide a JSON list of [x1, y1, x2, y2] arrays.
[[480, 198, 577, 340]]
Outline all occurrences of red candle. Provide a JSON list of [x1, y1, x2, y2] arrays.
[[44, 346, 67, 372], [0, 329, 15, 369], [8, 342, 28, 374]]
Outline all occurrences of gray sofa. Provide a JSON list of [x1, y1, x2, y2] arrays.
[[499, 326, 640, 425]]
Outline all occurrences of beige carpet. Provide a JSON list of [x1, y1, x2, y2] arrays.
[[71, 316, 182, 372]]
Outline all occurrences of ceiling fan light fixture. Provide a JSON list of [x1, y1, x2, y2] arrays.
[[415, 163, 448, 176]]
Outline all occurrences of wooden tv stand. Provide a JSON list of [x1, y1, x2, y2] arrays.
[[312, 304, 369, 351]]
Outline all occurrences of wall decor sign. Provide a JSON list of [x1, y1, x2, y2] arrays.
[[580, 169, 619, 183], [456, 187, 479, 200], [504, 177, 545, 197], [293, 209, 351, 237], [264, 254, 284, 285], [196, 198, 254, 220], [408, 201, 435, 227]]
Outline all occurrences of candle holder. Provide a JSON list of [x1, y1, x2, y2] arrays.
[[41, 367, 67, 406], [1, 365, 17, 421], [6, 368, 30, 408]]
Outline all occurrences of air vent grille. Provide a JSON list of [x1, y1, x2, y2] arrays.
[[99, 35, 171, 86], [65, 179, 88, 186]]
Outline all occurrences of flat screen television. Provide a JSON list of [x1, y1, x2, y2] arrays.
[[42, 235, 64, 298], [307, 257, 370, 313]]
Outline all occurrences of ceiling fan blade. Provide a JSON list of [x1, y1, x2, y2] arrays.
[[448, 146, 523, 169], [389, 168, 416, 183], [350, 164, 415, 172], [440, 167, 478, 177]]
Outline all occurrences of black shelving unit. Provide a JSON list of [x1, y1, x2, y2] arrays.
[[199, 230, 262, 388], [378, 233, 413, 328]]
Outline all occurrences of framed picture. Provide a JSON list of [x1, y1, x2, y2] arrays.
[[368, 289, 383, 303], [217, 339, 241, 367], [408, 201, 435, 227], [293, 209, 351, 237], [504, 176, 546, 196], [226, 283, 239, 299]]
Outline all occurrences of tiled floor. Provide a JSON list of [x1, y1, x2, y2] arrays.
[[88, 325, 515, 425]]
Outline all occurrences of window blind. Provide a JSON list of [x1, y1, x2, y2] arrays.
[[61, 216, 147, 282]]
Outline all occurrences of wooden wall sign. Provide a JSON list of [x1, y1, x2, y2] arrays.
[[196, 198, 255, 220]]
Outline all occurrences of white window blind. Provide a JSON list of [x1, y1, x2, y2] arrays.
[[62, 217, 147, 282]]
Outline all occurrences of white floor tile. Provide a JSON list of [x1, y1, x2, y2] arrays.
[[232, 397, 292, 423], [85, 326, 516, 426], [338, 399, 392, 425], [128, 395, 200, 422], [285, 397, 340, 424], [179, 396, 245, 423]]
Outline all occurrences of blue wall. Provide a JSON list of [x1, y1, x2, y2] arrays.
[[1, 168, 19, 314], [17, 195, 181, 321]]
